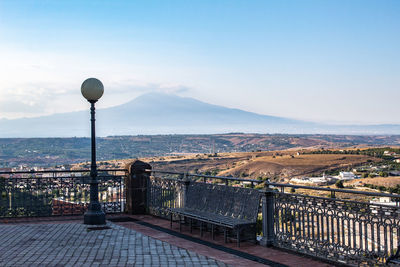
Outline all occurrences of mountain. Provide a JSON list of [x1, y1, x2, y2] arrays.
[[0, 92, 400, 137]]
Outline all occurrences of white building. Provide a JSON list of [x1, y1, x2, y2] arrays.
[[338, 172, 355, 180], [384, 151, 398, 157], [370, 197, 399, 207], [290, 174, 335, 186]]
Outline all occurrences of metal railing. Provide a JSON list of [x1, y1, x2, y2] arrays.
[[2, 166, 400, 265], [147, 175, 185, 218], [149, 169, 400, 266], [0, 169, 127, 218]]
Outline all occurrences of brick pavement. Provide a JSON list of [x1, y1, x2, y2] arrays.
[[116, 215, 335, 267], [0, 222, 231, 267]]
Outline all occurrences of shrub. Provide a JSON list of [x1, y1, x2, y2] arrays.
[[335, 180, 344, 188], [256, 214, 263, 235], [254, 184, 264, 189]]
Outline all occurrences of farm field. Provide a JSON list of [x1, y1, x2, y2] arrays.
[[76, 147, 400, 199], [127, 150, 381, 182], [347, 176, 400, 188]]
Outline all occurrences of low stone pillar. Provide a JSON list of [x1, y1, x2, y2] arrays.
[[260, 188, 275, 247], [125, 160, 152, 215]]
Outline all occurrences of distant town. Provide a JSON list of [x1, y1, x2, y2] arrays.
[[2, 133, 400, 168], [2, 135, 400, 206]]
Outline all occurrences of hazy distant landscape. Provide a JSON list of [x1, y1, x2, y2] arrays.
[[2, 93, 400, 138], [2, 133, 400, 168]]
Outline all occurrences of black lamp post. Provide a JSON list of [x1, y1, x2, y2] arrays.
[[81, 78, 106, 225]]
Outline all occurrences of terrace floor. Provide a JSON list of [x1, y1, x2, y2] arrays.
[[0, 215, 336, 267]]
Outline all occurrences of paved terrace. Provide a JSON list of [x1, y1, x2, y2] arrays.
[[0, 216, 334, 267]]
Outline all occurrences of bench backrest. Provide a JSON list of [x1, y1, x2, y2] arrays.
[[186, 182, 260, 222]]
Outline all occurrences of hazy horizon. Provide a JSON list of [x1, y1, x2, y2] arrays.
[[1, 91, 399, 127], [2, 92, 400, 138]]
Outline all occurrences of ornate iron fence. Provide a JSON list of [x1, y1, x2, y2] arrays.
[[0, 169, 126, 218], [149, 170, 400, 266], [148, 173, 186, 218], [274, 192, 400, 265], [3, 166, 400, 265]]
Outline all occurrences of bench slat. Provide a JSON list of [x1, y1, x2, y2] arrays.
[[169, 182, 261, 246], [185, 182, 260, 222], [170, 208, 255, 228]]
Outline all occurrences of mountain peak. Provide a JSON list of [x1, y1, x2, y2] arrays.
[[133, 92, 178, 101], [116, 92, 214, 112], [126, 92, 202, 106], [1, 92, 399, 137]]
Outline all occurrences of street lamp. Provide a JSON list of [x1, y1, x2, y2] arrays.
[[81, 78, 106, 225]]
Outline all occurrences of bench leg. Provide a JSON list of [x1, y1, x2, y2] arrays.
[[190, 218, 193, 233], [224, 228, 227, 243], [170, 213, 173, 228], [237, 227, 240, 247], [179, 215, 182, 232], [200, 222, 203, 237], [211, 224, 214, 240]]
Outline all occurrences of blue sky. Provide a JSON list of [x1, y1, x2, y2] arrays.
[[0, 0, 399, 124]]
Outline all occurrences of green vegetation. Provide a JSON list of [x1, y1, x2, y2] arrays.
[[379, 171, 389, 177], [254, 183, 265, 189], [0, 190, 52, 217], [307, 147, 400, 175], [256, 213, 263, 235], [335, 180, 344, 188], [307, 147, 400, 160], [364, 183, 400, 194], [325, 169, 340, 176], [203, 169, 221, 176], [2, 134, 400, 168], [240, 172, 249, 178]]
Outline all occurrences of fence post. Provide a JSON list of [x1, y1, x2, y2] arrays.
[[260, 188, 275, 247], [125, 160, 152, 215], [181, 172, 190, 208]]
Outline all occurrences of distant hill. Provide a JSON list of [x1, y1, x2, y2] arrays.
[[1, 92, 400, 137]]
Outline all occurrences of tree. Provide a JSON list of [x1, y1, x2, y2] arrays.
[[335, 180, 344, 188]]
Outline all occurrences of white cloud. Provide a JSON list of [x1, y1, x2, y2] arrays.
[[0, 48, 193, 119], [0, 43, 198, 118]]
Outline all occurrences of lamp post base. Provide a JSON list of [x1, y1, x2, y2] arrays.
[[84, 210, 106, 225]]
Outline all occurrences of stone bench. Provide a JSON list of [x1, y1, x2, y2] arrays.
[[168, 182, 261, 246]]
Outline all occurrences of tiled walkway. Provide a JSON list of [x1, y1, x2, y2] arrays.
[[0, 222, 230, 267], [0, 216, 336, 267], [116, 215, 335, 267]]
